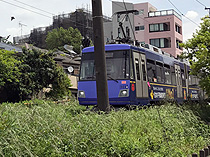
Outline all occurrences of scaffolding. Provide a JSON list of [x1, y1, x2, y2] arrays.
[[18, 8, 112, 49]]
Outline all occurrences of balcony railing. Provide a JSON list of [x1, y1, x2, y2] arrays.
[[148, 9, 182, 20]]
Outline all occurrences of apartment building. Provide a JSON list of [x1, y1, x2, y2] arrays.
[[104, 1, 183, 57], [14, 8, 111, 49]]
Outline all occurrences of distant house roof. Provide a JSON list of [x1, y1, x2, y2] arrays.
[[54, 51, 80, 65], [0, 42, 22, 52]]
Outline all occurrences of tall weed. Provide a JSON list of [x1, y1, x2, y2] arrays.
[[0, 100, 209, 156]]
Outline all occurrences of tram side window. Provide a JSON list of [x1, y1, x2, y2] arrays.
[[164, 64, 171, 84], [135, 59, 140, 80], [181, 69, 186, 86], [130, 55, 134, 79], [188, 71, 192, 85], [190, 75, 198, 85], [156, 62, 164, 83], [147, 59, 157, 82], [197, 78, 200, 85], [171, 66, 176, 85], [141, 59, 147, 81]]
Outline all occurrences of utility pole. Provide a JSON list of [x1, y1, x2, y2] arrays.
[[205, 7, 210, 17], [91, 0, 110, 112]]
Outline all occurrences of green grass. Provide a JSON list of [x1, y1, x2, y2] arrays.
[[0, 99, 210, 156]]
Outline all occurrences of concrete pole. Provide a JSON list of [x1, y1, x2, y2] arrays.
[[91, 0, 110, 112]]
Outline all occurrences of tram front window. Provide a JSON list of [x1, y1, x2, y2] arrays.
[[80, 51, 130, 81]]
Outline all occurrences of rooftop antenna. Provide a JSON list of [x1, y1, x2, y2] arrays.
[[19, 22, 27, 39]]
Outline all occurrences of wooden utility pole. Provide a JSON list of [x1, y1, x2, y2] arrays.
[[91, 0, 110, 112]]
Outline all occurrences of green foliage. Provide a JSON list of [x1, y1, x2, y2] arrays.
[[46, 66, 71, 99], [0, 101, 209, 156], [46, 27, 82, 54], [180, 17, 210, 96], [0, 48, 71, 102], [17, 48, 71, 100], [0, 49, 20, 87]]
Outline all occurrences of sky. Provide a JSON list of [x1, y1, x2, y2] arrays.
[[0, 0, 210, 42]]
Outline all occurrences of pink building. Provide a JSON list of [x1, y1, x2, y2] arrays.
[[134, 2, 183, 57]]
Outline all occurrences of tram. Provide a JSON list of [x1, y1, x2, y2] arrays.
[[78, 44, 201, 106]]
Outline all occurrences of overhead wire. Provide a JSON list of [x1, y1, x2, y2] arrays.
[[167, 0, 200, 26], [12, 0, 55, 16], [0, 0, 91, 29], [0, 0, 52, 19], [195, 0, 206, 8]]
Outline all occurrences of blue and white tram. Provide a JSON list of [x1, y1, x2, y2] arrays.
[[78, 44, 201, 106]]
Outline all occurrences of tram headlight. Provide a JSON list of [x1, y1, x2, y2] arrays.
[[118, 89, 129, 97], [78, 90, 86, 98]]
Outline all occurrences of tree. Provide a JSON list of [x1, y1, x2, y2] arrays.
[[0, 49, 20, 102], [0, 49, 20, 87], [180, 17, 210, 96], [17, 48, 71, 100], [0, 48, 71, 102], [46, 27, 82, 54]]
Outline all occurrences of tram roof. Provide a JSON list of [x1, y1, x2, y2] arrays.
[[82, 44, 188, 69]]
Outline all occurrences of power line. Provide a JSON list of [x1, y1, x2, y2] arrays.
[[0, 0, 52, 18], [195, 0, 210, 17], [167, 0, 183, 15], [167, 0, 199, 26], [0, 0, 91, 29], [195, 0, 206, 8], [12, 0, 55, 16]]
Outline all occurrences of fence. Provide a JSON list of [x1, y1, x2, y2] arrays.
[[191, 145, 210, 157]]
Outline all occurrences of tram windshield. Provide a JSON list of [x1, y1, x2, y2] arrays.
[[80, 50, 130, 81]]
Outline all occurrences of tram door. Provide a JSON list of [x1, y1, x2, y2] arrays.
[[184, 63, 189, 97], [175, 64, 183, 98], [133, 52, 148, 98]]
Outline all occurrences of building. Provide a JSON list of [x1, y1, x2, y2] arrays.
[[104, 1, 183, 57], [14, 8, 111, 49], [54, 50, 81, 97], [0, 42, 22, 52]]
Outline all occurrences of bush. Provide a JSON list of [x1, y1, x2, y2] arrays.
[[0, 101, 209, 156]]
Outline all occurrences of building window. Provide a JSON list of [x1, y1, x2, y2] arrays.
[[125, 14, 128, 21], [176, 39, 182, 50], [111, 31, 113, 40], [135, 25, 144, 31], [175, 24, 181, 34], [139, 9, 144, 15], [135, 26, 140, 31], [126, 27, 130, 37], [140, 41, 145, 45], [118, 27, 121, 37], [139, 25, 144, 30], [150, 38, 171, 48], [117, 14, 120, 22], [134, 11, 139, 15], [149, 23, 170, 32], [134, 9, 144, 15]]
